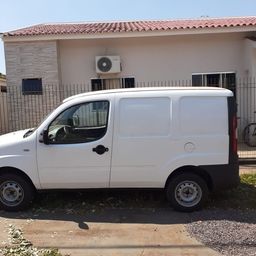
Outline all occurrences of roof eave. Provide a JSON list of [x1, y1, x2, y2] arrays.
[[2, 26, 256, 42]]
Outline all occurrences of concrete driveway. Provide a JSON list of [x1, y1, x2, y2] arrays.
[[239, 164, 256, 174], [0, 208, 219, 256]]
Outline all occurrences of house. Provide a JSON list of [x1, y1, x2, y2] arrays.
[[0, 73, 6, 89], [1, 16, 256, 132], [0, 73, 8, 133]]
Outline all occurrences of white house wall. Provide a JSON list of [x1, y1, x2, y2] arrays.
[[58, 32, 251, 86], [240, 39, 256, 127], [0, 90, 8, 134], [243, 39, 256, 77]]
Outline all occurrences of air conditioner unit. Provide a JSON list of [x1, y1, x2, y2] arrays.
[[96, 56, 121, 74]]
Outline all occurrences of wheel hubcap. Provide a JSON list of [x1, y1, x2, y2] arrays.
[[0, 181, 24, 207], [175, 180, 202, 207]]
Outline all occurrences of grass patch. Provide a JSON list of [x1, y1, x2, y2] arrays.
[[208, 173, 256, 209], [26, 174, 256, 213], [240, 173, 256, 186], [32, 189, 166, 214]]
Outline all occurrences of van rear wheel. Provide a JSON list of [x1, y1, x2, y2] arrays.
[[166, 173, 208, 212], [0, 173, 35, 211]]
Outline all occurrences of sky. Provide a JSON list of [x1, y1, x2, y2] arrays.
[[1, 0, 256, 74]]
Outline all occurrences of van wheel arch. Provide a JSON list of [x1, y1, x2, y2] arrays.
[[0, 167, 36, 191], [0, 167, 36, 211], [165, 165, 213, 191]]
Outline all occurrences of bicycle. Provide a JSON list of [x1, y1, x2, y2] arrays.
[[243, 122, 256, 147]]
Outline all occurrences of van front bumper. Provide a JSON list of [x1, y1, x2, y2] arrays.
[[199, 161, 240, 192]]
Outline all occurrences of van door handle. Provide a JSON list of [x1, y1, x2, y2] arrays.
[[92, 145, 109, 155]]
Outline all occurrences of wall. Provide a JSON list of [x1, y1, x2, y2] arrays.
[[243, 39, 256, 78], [4, 41, 60, 130], [59, 32, 252, 87], [240, 39, 256, 128], [4, 31, 256, 132]]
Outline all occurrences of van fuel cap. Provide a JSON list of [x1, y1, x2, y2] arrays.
[[184, 142, 195, 153]]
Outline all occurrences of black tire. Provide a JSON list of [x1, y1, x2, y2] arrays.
[[166, 173, 208, 212], [0, 173, 35, 211]]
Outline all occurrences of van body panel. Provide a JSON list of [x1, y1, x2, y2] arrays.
[[37, 138, 112, 189], [0, 130, 40, 188], [199, 163, 239, 191]]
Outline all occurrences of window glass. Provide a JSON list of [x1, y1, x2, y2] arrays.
[[192, 73, 236, 89], [91, 79, 104, 91], [122, 78, 135, 88], [0, 86, 7, 93], [22, 78, 42, 95], [48, 101, 109, 144], [192, 75, 203, 86], [206, 74, 220, 87], [224, 73, 236, 97]]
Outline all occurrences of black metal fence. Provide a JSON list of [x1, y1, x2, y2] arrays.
[[1, 79, 256, 160]]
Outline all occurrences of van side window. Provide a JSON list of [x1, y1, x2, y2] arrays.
[[47, 101, 109, 144]]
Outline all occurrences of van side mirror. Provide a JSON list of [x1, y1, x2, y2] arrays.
[[39, 129, 49, 144], [43, 129, 49, 145]]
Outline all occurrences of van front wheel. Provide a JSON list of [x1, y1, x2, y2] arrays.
[[166, 173, 208, 212], [0, 173, 35, 211]]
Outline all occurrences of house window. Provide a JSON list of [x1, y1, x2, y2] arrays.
[[122, 77, 135, 88], [0, 86, 7, 93], [91, 77, 135, 91], [91, 79, 104, 91], [192, 72, 236, 96], [192, 72, 236, 88], [22, 78, 43, 95]]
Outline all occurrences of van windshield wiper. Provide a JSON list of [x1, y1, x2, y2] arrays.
[[23, 128, 35, 138]]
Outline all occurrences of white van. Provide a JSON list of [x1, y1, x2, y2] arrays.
[[0, 87, 239, 212]]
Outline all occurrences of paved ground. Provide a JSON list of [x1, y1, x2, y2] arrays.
[[238, 143, 256, 159], [0, 209, 219, 256], [239, 164, 256, 174]]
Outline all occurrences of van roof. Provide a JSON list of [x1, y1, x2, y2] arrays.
[[63, 87, 233, 103]]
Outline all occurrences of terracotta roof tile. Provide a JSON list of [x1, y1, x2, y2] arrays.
[[3, 17, 256, 37]]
